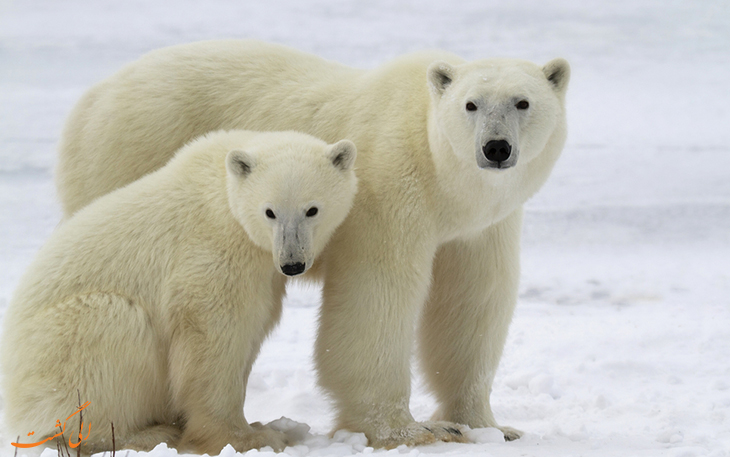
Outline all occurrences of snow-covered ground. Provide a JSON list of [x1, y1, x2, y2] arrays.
[[1, 1, 729, 456]]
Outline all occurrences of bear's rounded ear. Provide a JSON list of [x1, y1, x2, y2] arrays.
[[542, 58, 570, 95], [328, 139, 357, 171], [427, 61, 455, 96], [226, 149, 256, 177]]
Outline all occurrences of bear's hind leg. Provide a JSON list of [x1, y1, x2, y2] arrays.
[[116, 424, 182, 452], [4, 292, 171, 452]]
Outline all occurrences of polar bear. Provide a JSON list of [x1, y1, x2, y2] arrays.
[[2, 129, 358, 454], [55, 40, 570, 447]]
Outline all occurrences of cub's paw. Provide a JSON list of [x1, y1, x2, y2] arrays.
[[369, 421, 468, 448], [236, 426, 288, 452], [181, 424, 288, 454]]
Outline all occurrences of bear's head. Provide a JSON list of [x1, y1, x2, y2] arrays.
[[427, 57, 570, 172], [225, 132, 357, 276]]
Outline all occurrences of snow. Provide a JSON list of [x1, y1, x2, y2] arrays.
[[1, 1, 729, 456]]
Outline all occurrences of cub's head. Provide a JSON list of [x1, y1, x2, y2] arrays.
[[427, 57, 570, 171], [225, 132, 357, 276]]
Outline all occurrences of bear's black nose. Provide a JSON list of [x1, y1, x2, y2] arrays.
[[483, 140, 512, 163], [281, 262, 306, 276]]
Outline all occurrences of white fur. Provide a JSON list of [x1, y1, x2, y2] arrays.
[[54, 40, 570, 447], [2, 130, 357, 454]]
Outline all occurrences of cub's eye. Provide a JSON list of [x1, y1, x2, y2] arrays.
[[465, 102, 478, 111], [265, 209, 276, 219], [306, 207, 319, 217], [516, 100, 530, 110]]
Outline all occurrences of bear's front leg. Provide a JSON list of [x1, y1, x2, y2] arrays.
[[315, 212, 468, 448], [168, 290, 287, 454], [418, 209, 524, 441]]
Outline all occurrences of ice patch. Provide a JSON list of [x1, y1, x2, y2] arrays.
[[149, 443, 177, 457], [528, 373, 562, 399], [266, 417, 311, 444], [464, 427, 505, 444], [218, 444, 237, 457]]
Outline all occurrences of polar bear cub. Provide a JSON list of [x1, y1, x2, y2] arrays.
[[1, 130, 357, 454]]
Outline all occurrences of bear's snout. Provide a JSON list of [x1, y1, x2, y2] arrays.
[[281, 262, 306, 276], [482, 140, 512, 164]]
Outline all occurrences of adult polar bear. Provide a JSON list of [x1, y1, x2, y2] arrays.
[[56, 40, 570, 447]]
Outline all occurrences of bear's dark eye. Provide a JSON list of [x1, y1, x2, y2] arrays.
[[516, 100, 529, 110], [465, 102, 478, 112], [306, 207, 318, 217], [265, 209, 276, 219]]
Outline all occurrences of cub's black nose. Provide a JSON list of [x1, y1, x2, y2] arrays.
[[281, 262, 306, 276], [483, 140, 512, 163]]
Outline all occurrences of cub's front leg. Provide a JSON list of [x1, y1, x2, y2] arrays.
[[168, 280, 287, 454]]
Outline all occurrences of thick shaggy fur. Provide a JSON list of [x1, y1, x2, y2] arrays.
[[2, 130, 358, 454], [54, 40, 570, 447]]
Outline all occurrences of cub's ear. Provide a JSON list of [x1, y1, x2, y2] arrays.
[[226, 149, 256, 177], [427, 61, 456, 96], [328, 139, 357, 171], [542, 58, 570, 94]]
